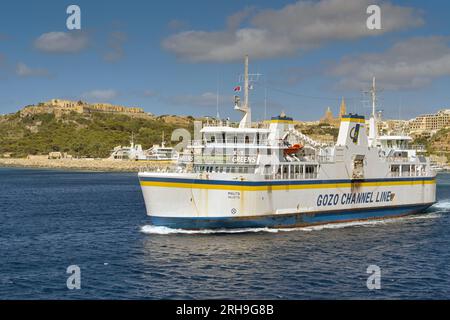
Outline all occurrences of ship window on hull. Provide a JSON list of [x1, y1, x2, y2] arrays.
[[390, 165, 400, 177], [305, 165, 317, 179]]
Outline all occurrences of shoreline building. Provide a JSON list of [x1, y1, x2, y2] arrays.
[[20, 99, 151, 118], [408, 109, 450, 136], [377, 119, 409, 136]]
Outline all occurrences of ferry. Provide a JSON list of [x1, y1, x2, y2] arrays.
[[109, 134, 178, 161], [109, 136, 147, 161], [146, 135, 179, 161], [138, 56, 436, 229]]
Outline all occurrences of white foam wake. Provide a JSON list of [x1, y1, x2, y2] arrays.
[[140, 212, 442, 235], [140, 225, 279, 235], [431, 200, 450, 211], [296, 213, 442, 232]]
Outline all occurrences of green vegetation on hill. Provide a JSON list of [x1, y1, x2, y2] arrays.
[[298, 123, 340, 138], [0, 111, 194, 158], [421, 128, 450, 159]]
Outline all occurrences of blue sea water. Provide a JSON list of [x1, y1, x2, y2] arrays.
[[0, 167, 449, 299]]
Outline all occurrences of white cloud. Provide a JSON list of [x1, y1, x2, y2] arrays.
[[82, 89, 118, 101], [269, 66, 314, 86], [143, 89, 158, 97], [103, 31, 127, 62], [330, 36, 450, 90], [16, 62, 49, 77], [162, 0, 423, 62], [226, 6, 255, 30], [34, 31, 89, 53]]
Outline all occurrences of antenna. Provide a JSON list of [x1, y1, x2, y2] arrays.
[[371, 76, 377, 118], [368, 76, 378, 147], [244, 55, 249, 110], [234, 55, 263, 128], [235, 55, 252, 128], [216, 74, 220, 120], [264, 87, 268, 121]]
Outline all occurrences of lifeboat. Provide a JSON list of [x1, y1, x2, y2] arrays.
[[284, 143, 303, 155]]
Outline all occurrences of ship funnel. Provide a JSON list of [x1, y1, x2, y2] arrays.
[[336, 114, 368, 148]]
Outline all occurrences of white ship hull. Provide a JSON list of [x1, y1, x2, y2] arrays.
[[139, 172, 436, 229]]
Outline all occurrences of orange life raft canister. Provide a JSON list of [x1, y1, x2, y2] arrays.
[[284, 144, 303, 155]]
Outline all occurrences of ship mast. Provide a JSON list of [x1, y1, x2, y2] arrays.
[[244, 55, 249, 112], [371, 76, 376, 118], [235, 55, 252, 128], [368, 76, 378, 147]]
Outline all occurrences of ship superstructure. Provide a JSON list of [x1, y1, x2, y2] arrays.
[[138, 56, 436, 229]]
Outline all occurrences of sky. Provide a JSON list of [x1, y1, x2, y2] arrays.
[[0, 0, 450, 121]]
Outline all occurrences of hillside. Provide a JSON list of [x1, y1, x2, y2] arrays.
[[0, 110, 194, 158], [426, 128, 450, 159]]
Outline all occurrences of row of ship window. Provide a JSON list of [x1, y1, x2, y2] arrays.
[[194, 164, 319, 178], [196, 166, 252, 173], [206, 134, 267, 144], [390, 164, 426, 176]]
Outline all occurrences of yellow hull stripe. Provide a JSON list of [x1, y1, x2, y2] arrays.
[[340, 118, 366, 123], [269, 120, 294, 124], [140, 179, 435, 191]]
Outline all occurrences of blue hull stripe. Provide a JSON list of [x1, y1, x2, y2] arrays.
[[148, 203, 435, 230], [140, 176, 435, 187]]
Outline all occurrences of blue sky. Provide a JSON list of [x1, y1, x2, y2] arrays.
[[0, 0, 449, 121]]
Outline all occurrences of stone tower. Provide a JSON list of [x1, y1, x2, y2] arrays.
[[339, 97, 346, 119]]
